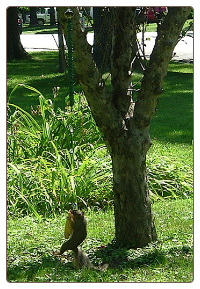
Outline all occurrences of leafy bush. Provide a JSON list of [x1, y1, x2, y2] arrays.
[[7, 85, 112, 218], [7, 85, 192, 218], [147, 156, 193, 200]]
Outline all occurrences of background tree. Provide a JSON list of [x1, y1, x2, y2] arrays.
[[93, 7, 112, 72], [57, 8, 67, 73], [7, 7, 29, 60], [50, 7, 56, 25], [59, 7, 191, 248], [30, 7, 38, 26]]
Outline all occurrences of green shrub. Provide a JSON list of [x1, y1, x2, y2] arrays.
[[147, 156, 193, 200], [7, 85, 192, 219], [7, 85, 112, 218]]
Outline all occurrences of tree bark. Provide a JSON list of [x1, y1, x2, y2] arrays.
[[93, 7, 112, 72], [50, 7, 56, 25], [59, 7, 191, 248], [57, 9, 67, 73], [7, 7, 29, 60], [111, 132, 157, 247], [30, 7, 38, 26]]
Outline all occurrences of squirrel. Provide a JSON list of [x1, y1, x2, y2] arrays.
[[54, 209, 108, 270], [60, 209, 87, 252], [53, 209, 93, 269]]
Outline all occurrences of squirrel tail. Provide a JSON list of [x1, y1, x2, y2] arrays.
[[72, 247, 93, 269], [72, 247, 108, 271]]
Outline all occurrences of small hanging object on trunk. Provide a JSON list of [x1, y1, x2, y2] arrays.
[[65, 8, 74, 108]]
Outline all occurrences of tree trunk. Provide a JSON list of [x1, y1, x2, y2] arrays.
[[30, 7, 38, 26], [108, 8, 157, 247], [50, 7, 56, 25], [7, 7, 29, 60], [57, 9, 67, 73], [59, 7, 191, 248], [111, 126, 157, 247], [93, 7, 112, 72]]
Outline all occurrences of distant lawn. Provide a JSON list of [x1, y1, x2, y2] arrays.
[[21, 23, 92, 35], [149, 62, 193, 166], [7, 51, 69, 113], [22, 23, 58, 34], [145, 19, 193, 32], [21, 19, 193, 34], [22, 23, 157, 34]]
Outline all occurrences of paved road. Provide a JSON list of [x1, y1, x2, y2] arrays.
[[21, 31, 193, 62], [20, 34, 60, 51], [136, 31, 193, 62]]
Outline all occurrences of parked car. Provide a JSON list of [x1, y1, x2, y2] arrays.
[[146, 7, 167, 23], [136, 7, 167, 24], [18, 17, 22, 34], [25, 7, 58, 25]]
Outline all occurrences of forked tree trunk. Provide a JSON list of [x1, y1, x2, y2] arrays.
[[108, 8, 157, 247], [59, 7, 191, 248]]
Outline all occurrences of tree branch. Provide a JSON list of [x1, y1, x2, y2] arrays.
[[111, 8, 136, 114], [132, 7, 191, 130], [59, 7, 101, 96], [58, 7, 120, 149]]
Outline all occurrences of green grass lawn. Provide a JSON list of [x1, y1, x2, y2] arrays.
[[7, 52, 68, 112], [22, 23, 58, 34], [149, 62, 193, 166], [7, 199, 193, 282]]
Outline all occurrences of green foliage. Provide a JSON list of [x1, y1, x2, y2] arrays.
[[7, 52, 193, 218], [7, 84, 193, 218], [147, 156, 193, 200], [7, 85, 112, 218]]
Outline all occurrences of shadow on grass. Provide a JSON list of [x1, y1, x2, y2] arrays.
[[150, 70, 193, 145], [7, 244, 193, 282], [7, 249, 165, 282], [94, 241, 193, 272], [94, 243, 166, 269], [7, 254, 74, 282]]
